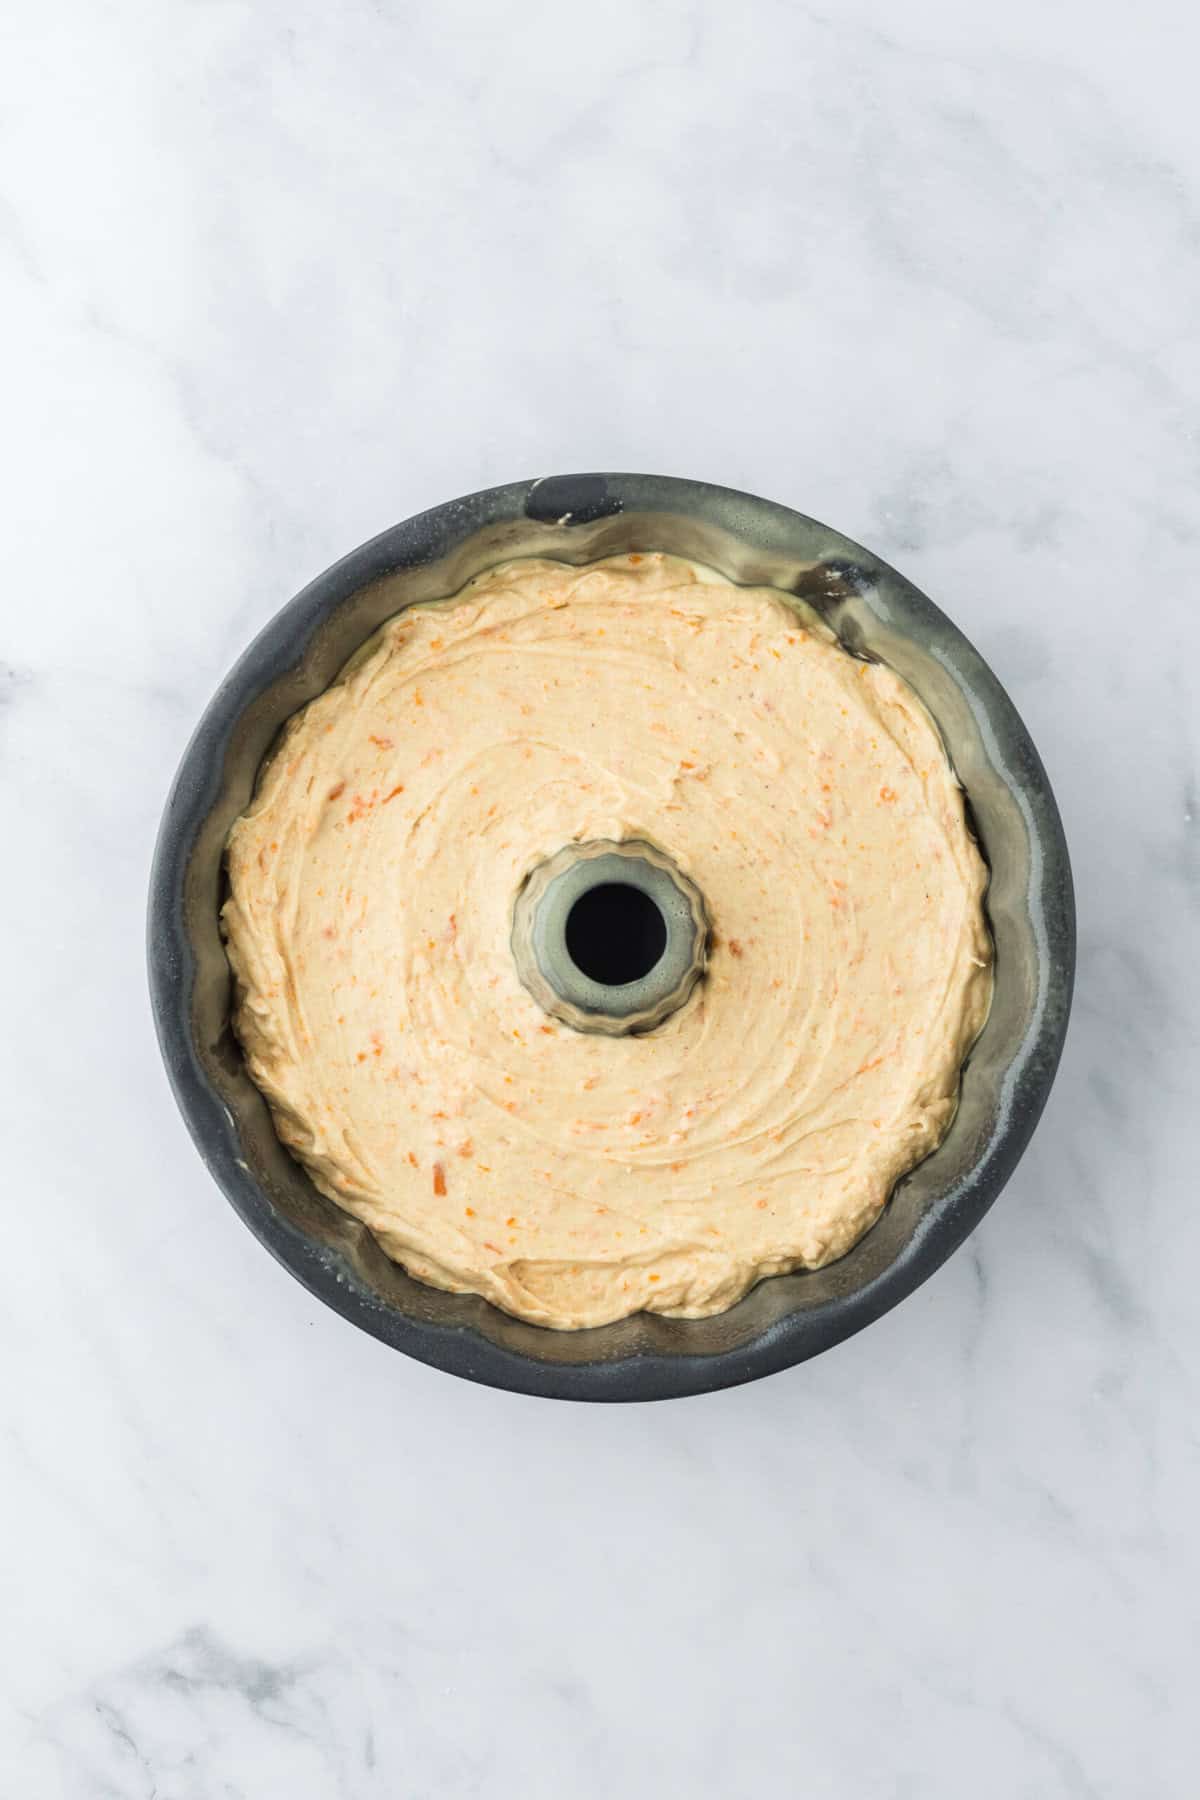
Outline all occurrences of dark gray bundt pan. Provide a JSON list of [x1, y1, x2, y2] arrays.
[[148, 475, 1074, 1401]]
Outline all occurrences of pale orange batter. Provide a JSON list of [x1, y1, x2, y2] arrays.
[[223, 553, 992, 1328]]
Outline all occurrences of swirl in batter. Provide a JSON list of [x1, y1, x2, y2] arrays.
[[223, 553, 992, 1328]]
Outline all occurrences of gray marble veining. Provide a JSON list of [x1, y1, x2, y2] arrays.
[[3, 0, 1198, 1793]]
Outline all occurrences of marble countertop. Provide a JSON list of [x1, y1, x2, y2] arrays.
[[4, 0, 1198, 1793]]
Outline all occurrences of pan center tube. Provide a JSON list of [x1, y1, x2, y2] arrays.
[[511, 840, 710, 1036]]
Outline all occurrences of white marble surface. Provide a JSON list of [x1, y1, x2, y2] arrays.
[[3, 0, 1198, 1792]]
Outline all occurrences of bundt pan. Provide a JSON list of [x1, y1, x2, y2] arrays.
[[148, 474, 1075, 1401]]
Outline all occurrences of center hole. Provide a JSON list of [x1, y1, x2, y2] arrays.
[[565, 883, 668, 987]]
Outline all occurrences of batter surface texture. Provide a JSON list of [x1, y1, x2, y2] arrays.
[[223, 553, 992, 1328]]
